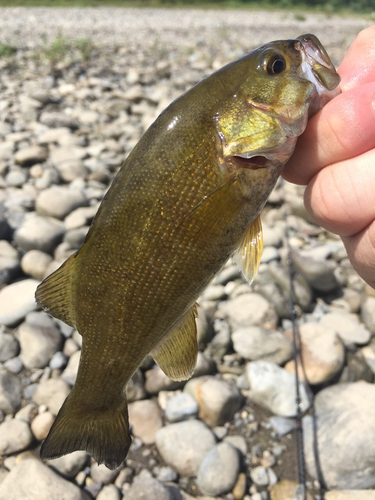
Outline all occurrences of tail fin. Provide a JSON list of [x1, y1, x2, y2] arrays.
[[40, 391, 132, 470]]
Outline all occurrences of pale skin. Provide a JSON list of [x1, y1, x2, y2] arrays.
[[283, 26, 375, 289]]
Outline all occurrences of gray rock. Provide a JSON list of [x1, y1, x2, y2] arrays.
[[156, 466, 178, 482], [215, 264, 241, 285], [64, 226, 89, 248], [61, 350, 81, 386], [30, 411, 54, 440], [164, 392, 198, 423], [128, 399, 163, 445], [218, 293, 278, 331], [126, 368, 146, 402], [4, 356, 23, 374], [21, 250, 53, 280], [205, 319, 231, 362], [269, 416, 297, 437], [155, 420, 216, 476], [0, 279, 39, 327], [0, 419, 33, 455], [232, 326, 293, 365], [320, 312, 371, 346], [184, 376, 242, 427], [223, 435, 247, 456], [361, 297, 375, 334], [64, 205, 98, 231], [18, 316, 61, 369], [126, 469, 174, 500], [0, 254, 20, 285], [0, 332, 19, 362], [291, 248, 339, 293], [192, 351, 216, 378], [0, 459, 89, 500], [48, 450, 88, 478], [202, 284, 226, 301], [32, 378, 71, 415], [250, 466, 269, 487], [196, 442, 240, 496], [36, 187, 88, 220], [96, 484, 121, 500], [40, 111, 79, 129], [267, 261, 313, 311], [0, 369, 22, 414], [260, 246, 280, 263], [246, 361, 311, 417], [49, 351, 67, 370], [15, 213, 64, 253], [304, 382, 375, 489], [6, 168, 28, 187], [90, 462, 122, 484], [14, 145, 48, 167], [145, 365, 184, 394]]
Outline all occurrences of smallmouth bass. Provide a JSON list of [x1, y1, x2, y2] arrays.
[[36, 34, 340, 469]]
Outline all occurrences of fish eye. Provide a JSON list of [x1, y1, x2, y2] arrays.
[[264, 54, 286, 75]]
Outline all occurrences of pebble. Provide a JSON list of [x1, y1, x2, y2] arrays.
[[145, 365, 184, 394], [128, 399, 163, 444], [303, 381, 375, 489], [0, 459, 89, 500], [48, 451, 88, 478], [283, 322, 345, 384], [36, 187, 88, 220], [30, 411, 54, 440], [361, 297, 375, 334], [90, 463, 123, 484], [0, 332, 19, 362], [155, 420, 216, 476], [39, 111, 79, 130], [155, 466, 178, 483], [0, 419, 33, 455], [0, 369, 22, 414], [246, 361, 311, 417], [61, 350, 81, 386], [218, 293, 278, 330], [250, 466, 269, 487], [21, 250, 53, 280], [232, 326, 293, 365], [223, 435, 247, 456], [269, 416, 296, 437], [4, 356, 23, 374], [14, 145, 48, 167], [196, 442, 240, 496], [290, 248, 339, 293], [184, 376, 242, 427], [319, 312, 371, 346], [0, 279, 39, 327], [18, 318, 61, 369], [96, 484, 122, 500], [164, 392, 198, 422], [32, 378, 71, 415], [125, 469, 174, 500], [14, 213, 64, 254], [232, 472, 247, 500]]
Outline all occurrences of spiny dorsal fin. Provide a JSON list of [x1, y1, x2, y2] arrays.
[[151, 304, 199, 382], [35, 254, 77, 328], [234, 214, 263, 284]]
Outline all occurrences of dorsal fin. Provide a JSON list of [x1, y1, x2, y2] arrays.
[[35, 254, 77, 328], [151, 304, 199, 382], [233, 214, 263, 284]]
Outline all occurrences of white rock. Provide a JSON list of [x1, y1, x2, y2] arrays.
[[320, 312, 371, 346], [30, 411, 54, 440], [36, 187, 88, 220], [0, 419, 33, 455], [32, 378, 71, 415], [0, 279, 39, 327], [218, 293, 278, 330], [128, 399, 163, 444]]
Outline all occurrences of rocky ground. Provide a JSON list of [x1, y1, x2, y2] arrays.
[[0, 6, 375, 500]]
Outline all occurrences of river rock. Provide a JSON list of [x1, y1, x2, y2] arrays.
[[48, 451, 88, 478], [14, 213, 64, 254], [90, 463, 122, 484], [196, 442, 240, 496], [0, 279, 39, 327], [319, 312, 371, 346], [18, 316, 61, 369], [32, 378, 71, 415], [164, 392, 198, 422], [184, 376, 242, 427], [155, 420, 216, 476], [145, 365, 184, 394], [14, 145, 48, 167], [36, 187, 88, 220], [303, 381, 375, 489], [290, 247, 339, 293], [218, 293, 278, 330], [0, 369, 22, 414], [284, 322, 345, 384], [30, 411, 54, 440], [0, 459, 89, 500], [128, 399, 163, 444], [0, 419, 33, 455], [126, 469, 174, 500], [96, 484, 121, 500], [0, 332, 19, 362], [232, 326, 293, 365], [21, 250, 53, 280], [61, 350, 80, 386], [362, 297, 375, 334], [246, 361, 311, 417], [40, 111, 79, 129]]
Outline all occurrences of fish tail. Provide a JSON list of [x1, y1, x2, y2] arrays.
[[40, 390, 132, 470]]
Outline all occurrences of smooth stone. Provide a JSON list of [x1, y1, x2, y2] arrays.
[[223, 435, 247, 456], [36, 187, 88, 220], [14, 145, 48, 167], [39, 111, 79, 130], [15, 403, 36, 423], [0, 255, 20, 285], [21, 250, 53, 280], [215, 264, 241, 285], [192, 351, 216, 378], [164, 392, 198, 423], [18, 318, 61, 369], [218, 293, 278, 331], [6, 168, 28, 187], [15, 213, 64, 253], [0, 369, 22, 414], [0, 419, 33, 455], [30, 411, 54, 440], [320, 312, 371, 346], [64, 205, 98, 231], [284, 322, 345, 384], [64, 226, 89, 248], [90, 463, 122, 484], [156, 466, 178, 482], [96, 484, 121, 500], [325, 492, 375, 500], [48, 451, 88, 478], [260, 246, 280, 263], [0, 279, 39, 327], [128, 399, 163, 445], [145, 365, 184, 394], [205, 320, 231, 362], [126, 369, 146, 402], [49, 351, 67, 370], [196, 442, 240, 496], [232, 472, 247, 500], [184, 376, 242, 427], [38, 128, 71, 144], [269, 416, 296, 437], [267, 261, 313, 311], [232, 326, 293, 365], [303, 382, 375, 489], [0, 459, 89, 500], [202, 285, 226, 301], [61, 350, 81, 386], [362, 297, 375, 334], [262, 223, 283, 248], [155, 420, 216, 476], [290, 247, 339, 293], [4, 356, 23, 374], [250, 466, 268, 487], [361, 346, 375, 375], [125, 469, 174, 500], [0, 332, 19, 362], [246, 361, 311, 417], [32, 378, 71, 415]]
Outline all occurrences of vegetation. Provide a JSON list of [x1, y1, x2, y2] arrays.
[[38, 32, 94, 64], [0, 44, 17, 57]]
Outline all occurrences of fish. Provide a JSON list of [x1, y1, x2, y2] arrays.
[[36, 34, 340, 470]]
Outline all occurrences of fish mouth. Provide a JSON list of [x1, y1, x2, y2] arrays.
[[296, 33, 341, 115], [230, 155, 270, 170]]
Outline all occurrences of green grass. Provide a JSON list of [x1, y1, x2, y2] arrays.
[[0, 44, 17, 57], [34, 32, 95, 65]]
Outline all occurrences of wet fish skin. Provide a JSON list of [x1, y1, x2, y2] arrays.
[[36, 35, 340, 469]]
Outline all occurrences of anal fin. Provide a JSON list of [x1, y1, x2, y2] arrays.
[[234, 214, 263, 284], [151, 304, 199, 382]]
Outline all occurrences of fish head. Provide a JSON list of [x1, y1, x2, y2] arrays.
[[215, 34, 341, 183]]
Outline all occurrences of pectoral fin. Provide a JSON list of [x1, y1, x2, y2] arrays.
[[234, 214, 263, 284], [151, 304, 199, 382]]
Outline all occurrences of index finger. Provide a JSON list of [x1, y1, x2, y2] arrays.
[[282, 82, 375, 185]]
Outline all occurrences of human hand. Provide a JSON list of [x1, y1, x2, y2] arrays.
[[283, 26, 375, 289]]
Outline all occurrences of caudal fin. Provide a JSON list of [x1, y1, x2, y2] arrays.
[[40, 391, 132, 470]]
